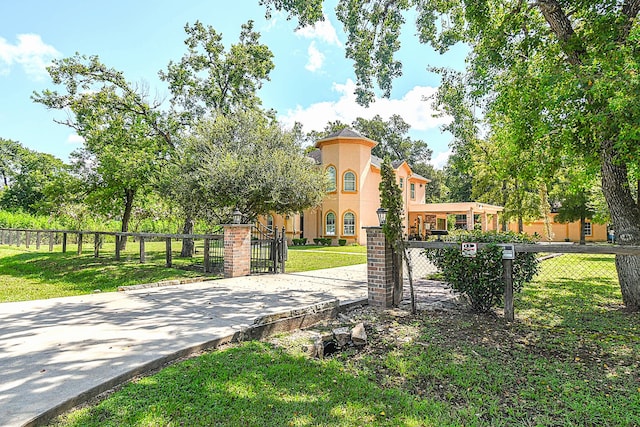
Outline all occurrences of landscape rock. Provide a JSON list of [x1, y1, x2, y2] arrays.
[[351, 322, 367, 346], [333, 327, 351, 347]]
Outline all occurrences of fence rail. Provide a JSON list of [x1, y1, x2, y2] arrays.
[[406, 241, 640, 321], [0, 227, 224, 274]]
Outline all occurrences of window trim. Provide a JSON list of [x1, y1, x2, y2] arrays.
[[342, 211, 356, 236], [410, 182, 415, 199], [342, 169, 357, 193], [325, 211, 336, 236], [399, 177, 404, 189], [584, 222, 592, 237]]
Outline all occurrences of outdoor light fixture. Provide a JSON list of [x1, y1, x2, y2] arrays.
[[232, 208, 243, 224], [377, 207, 388, 226]]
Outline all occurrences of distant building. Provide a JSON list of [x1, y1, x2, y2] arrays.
[[508, 213, 608, 242]]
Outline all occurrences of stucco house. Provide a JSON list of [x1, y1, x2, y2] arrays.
[[265, 129, 502, 245], [508, 213, 608, 242]]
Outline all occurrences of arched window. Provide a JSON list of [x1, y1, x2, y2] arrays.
[[343, 212, 355, 236], [325, 212, 336, 235], [343, 171, 356, 192], [326, 166, 337, 192]]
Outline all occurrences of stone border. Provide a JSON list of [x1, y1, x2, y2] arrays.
[[117, 277, 217, 291], [24, 297, 367, 427]]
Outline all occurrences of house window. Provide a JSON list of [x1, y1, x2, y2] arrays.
[[326, 166, 337, 192], [326, 212, 336, 235], [399, 177, 404, 189], [266, 214, 274, 229], [584, 222, 592, 236], [343, 212, 355, 236], [410, 183, 415, 199], [343, 171, 356, 192]]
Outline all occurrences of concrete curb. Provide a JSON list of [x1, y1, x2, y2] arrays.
[[25, 297, 368, 427], [117, 277, 216, 292]]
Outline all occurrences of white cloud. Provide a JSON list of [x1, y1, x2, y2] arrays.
[[431, 148, 452, 170], [0, 34, 60, 80], [280, 79, 451, 134], [295, 15, 342, 47], [305, 41, 325, 72], [66, 134, 85, 145]]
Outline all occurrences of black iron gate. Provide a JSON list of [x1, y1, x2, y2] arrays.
[[251, 224, 287, 274]]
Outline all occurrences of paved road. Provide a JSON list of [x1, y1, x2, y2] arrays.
[[0, 265, 367, 427]]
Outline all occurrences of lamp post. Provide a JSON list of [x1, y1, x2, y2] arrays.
[[232, 208, 243, 224], [376, 207, 388, 226]]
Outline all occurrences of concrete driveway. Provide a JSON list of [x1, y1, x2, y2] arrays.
[[0, 265, 367, 427]]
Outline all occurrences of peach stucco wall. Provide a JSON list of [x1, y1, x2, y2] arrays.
[[508, 213, 608, 242]]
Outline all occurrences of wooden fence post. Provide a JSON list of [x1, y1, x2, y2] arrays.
[[49, 232, 54, 252], [115, 235, 121, 260], [77, 233, 83, 255], [139, 237, 145, 263], [165, 238, 172, 267], [503, 258, 514, 321], [62, 233, 67, 253], [204, 238, 210, 273], [36, 231, 41, 250], [15, 229, 20, 246], [94, 233, 100, 258], [0, 229, 3, 245], [25, 231, 30, 249]]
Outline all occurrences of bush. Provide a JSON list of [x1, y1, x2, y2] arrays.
[[292, 238, 308, 246], [425, 230, 539, 313], [338, 239, 347, 246], [313, 238, 321, 245]]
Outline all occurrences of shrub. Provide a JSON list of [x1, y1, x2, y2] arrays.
[[321, 238, 332, 246], [313, 238, 321, 245], [425, 230, 539, 313], [292, 238, 308, 246], [338, 239, 347, 246]]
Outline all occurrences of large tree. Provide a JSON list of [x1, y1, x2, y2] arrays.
[[33, 55, 168, 248], [266, 0, 640, 311], [160, 20, 275, 255], [182, 110, 327, 220]]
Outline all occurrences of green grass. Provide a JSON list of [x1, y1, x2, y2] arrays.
[[50, 253, 640, 426], [0, 242, 366, 302], [0, 243, 205, 302], [285, 245, 366, 272]]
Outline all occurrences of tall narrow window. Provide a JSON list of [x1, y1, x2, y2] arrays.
[[410, 183, 415, 199], [399, 177, 404, 189], [343, 171, 356, 192], [584, 222, 592, 236], [326, 212, 336, 235], [267, 214, 274, 229], [343, 212, 355, 236], [326, 166, 337, 192]]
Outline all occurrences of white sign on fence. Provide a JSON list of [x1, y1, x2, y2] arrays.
[[498, 243, 515, 260], [461, 242, 477, 257]]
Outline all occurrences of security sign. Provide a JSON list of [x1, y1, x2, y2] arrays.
[[461, 242, 478, 257], [498, 244, 515, 260]]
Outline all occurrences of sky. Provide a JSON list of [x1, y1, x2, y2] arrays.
[[0, 1, 468, 169]]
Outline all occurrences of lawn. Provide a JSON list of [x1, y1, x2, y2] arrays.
[[50, 254, 640, 426], [0, 243, 366, 302]]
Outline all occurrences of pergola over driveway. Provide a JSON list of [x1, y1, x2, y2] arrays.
[[408, 202, 504, 234]]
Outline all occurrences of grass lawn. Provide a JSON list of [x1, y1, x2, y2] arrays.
[[50, 254, 640, 426], [0, 243, 366, 302]]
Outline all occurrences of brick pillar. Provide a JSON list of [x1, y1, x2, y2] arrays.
[[365, 227, 394, 308], [223, 224, 252, 278]]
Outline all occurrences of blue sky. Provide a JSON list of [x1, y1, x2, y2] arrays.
[[0, 1, 467, 168]]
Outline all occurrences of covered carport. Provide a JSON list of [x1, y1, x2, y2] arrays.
[[408, 202, 504, 239]]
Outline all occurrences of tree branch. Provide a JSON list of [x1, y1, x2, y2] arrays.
[[536, 0, 585, 65]]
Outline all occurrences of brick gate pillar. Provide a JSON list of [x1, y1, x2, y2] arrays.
[[223, 224, 252, 278], [364, 226, 394, 308]]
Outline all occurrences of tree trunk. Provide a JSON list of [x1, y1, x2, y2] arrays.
[[601, 141, 640, 311], [579, 216, 586, 245], [391, 246, 403, 306], [119, 188, 135, 251], [518, 216, 523, 233], [180, 215, 195, 258]]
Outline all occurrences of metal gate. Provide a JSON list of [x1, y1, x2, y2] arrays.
[[251, 224, 287, 274]]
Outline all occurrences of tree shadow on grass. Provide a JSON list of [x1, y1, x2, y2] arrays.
[[56, 341, 446, 427], [0, 250, 207, 302]]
